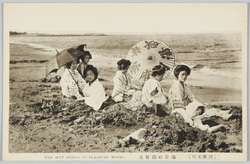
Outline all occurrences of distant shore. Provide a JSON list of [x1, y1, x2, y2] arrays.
[[9, 31, 108, 37]]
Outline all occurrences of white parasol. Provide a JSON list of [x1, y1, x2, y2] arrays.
[[127, 40, 175, 83]]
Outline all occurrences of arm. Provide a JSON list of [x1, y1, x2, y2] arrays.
[[75, 71, 86, 91], [207, 124, 225, 133], [113, 74, 127, 94], [186, 85, 195, 103], [169, 83, 185, 109]]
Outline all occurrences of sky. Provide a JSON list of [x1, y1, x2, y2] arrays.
[[4, 3, 248, 34]]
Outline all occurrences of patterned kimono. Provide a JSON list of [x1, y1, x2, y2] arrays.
[[60, 68, 86, 99], [77, 63, 88, 78], [111, 71, 132, 102], [83, 79, 106, 111], [142, 78, 168, 107], [168, 80, 195, 110]]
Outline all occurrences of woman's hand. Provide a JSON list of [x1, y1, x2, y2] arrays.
[[75, 96, 85, 101], [150, 87, 158, 96]]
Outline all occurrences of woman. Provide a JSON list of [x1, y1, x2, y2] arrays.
[[112, 59, 140, 102], [169, 64, 232, 132], [172, 99, 231, 133], [168, 64, 194, 110], [76, 45, 92, 78], [142, 65, 168, 108], [81, 65, 106, 111], [60, 61, 86, 99]]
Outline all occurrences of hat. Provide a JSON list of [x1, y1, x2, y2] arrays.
[[174, 64, 191, 78]]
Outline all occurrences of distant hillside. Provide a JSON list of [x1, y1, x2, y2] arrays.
[[9, 31, 27, 35], [10, 31, 108, 36], [36, 33, 108, 36]]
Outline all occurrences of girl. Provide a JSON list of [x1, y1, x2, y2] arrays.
[[60, 61, 86, 99], [112, 59, 140, 102], [81, 65, 106, 111], [169, 64, 232, 132], [142, 65, 168, 108]]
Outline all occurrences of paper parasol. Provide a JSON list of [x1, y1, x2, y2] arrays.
[[127, 40, 175, 83]]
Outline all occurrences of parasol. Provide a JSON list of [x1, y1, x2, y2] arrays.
[[127, 40, 175, 83], [46, 48, 85, 77]]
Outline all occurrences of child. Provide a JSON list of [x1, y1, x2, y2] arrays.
[[60, 61, 86, 99], [81, 65, 106, 111], [142, 65, 168, 108], [169, 64, 232, 132]]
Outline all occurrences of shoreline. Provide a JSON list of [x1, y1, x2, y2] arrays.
[[7, 39, 243, 154], [9, 43, 242, 106]]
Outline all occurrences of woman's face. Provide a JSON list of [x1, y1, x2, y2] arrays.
[[86, 70, 96, 82], [192, 107, 204, 118], [155, 74, 164, 82], [84, 55, 91, 64], [70, 62, 78, 70], [178, 70, 188, 82]]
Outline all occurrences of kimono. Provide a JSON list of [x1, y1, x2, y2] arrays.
[[172, 100, 232, 131], [142, 78, 168, 107], [111, 71, 132, 102], [77, 63, 88, 78], [60, 68, 86, 99], [83, 79, 106, 111], [168, 80, 195, 110]]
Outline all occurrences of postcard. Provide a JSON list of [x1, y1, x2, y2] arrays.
[[2, 3, 248, 161]]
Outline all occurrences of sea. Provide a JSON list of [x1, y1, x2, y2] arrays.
[[9, 33, 242, 80]]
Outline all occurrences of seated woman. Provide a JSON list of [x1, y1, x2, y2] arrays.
[[169, 64, 232, 132], [76, 45, 92, 78], [142, 65, 168, 109], [111, 59, 140, 102], [81, 65, 106, 111], [60, 61, 86, 99]]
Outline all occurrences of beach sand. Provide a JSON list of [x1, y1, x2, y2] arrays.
[[8, 43, 242, 153]]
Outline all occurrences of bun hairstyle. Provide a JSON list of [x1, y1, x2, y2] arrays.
[[152, 65, 166, 77], [83, 65, 98, 82], [117, 59, 131, 70], [174, 64, 191, 79]]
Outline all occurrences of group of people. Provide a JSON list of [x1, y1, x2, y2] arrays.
[[60, 46, 232, 133], [60, 47, 106, 111]]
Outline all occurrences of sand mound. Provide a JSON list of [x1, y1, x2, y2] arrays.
[[9, 96, 242, 153]]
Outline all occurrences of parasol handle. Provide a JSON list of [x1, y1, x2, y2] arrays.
[[67, 69, 84, 97]]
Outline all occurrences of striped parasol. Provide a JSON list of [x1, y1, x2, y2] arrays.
[[127, 40, 175, 83]]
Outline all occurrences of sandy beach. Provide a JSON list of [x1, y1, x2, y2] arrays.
[[8, 35, 243, 153]]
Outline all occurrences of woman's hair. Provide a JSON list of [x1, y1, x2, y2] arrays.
[[174, 64, 191, 79], [196, 107, 205, 116], [117, 59, 131, 70], [76, 44, 92, 63], [78, 51, 92, 63], [83, 65, 98, 81], [152, 65, 166, 76]]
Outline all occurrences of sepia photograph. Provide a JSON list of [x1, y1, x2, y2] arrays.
[[2, 3, 248, 161]]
